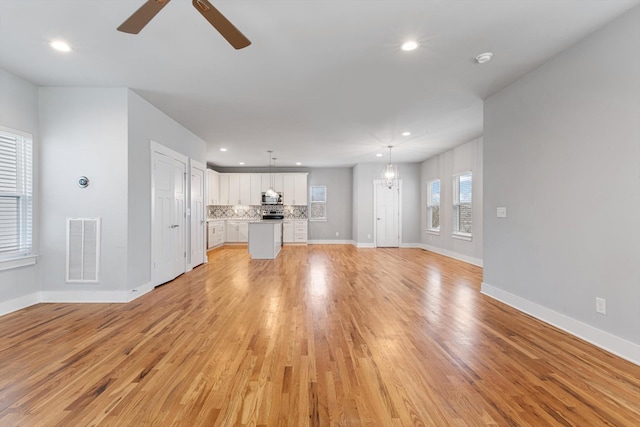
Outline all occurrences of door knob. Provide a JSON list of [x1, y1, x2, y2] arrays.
[[377, 218, 381, 220]]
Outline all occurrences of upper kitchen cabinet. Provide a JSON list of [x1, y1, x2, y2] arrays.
[[219, 174, 230, 205], [228, 174, 251, 205], [250, 174, 262, 205], [206, 169, 220, 205], [283, 173, 308, 205]]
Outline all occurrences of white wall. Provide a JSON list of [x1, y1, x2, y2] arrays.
[[38, 88, 129, 300], [421, 137, 483, 266], [483, 7, 640, 363], [127, 90, 206, 288], [352, 162, 421, 247], [0, 69, 40, 312]]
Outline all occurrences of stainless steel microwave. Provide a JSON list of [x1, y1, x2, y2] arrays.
[[261, 192, 283, 205]]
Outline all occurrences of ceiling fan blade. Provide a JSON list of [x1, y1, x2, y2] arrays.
[[192, 0, 251, 49], [117, 0, 172, 34]]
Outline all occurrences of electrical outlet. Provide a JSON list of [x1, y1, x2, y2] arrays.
[[335, 231, 339, 237], [596, 297, 606, 315]]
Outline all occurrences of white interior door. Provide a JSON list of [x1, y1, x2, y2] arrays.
[[190, 160, 205, 268], [375, 181, 400, 247], [173, 158, 186, 275], [151, 142, 187, 286]]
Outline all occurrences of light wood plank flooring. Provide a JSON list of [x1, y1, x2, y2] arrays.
[[1, 245, 639, 426]]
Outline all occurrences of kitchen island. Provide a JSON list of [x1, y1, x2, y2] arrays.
[[248, 220, 283, 259]]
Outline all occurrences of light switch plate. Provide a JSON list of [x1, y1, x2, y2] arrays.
[[497, 207, 507, 218]]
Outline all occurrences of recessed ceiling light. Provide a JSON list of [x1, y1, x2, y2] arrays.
[[475, 52, 493, 64], [296, 162, 301, 166], [401, 40, 418, 51], [402, 131, 411, 137], [220, 148, 227, 152], [49, 40, 71, 52], [239, 162, 245, 165], [376, 153, 383, 157]]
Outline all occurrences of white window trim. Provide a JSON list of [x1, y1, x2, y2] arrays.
[[426, 178, 440, 234], [0, 126, 34, 268], [452, 171, 472, 238], [0, 254, 37, 272], [309, 185, 327, 222]]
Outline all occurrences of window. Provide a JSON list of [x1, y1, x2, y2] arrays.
[[0, 127, 33, 261], [426, 179, 440, 232], [309, 186, 326, 221], [452, 171, 472, 240]]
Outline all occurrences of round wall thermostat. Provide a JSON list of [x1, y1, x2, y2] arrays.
[[78, 176, 90, 188]]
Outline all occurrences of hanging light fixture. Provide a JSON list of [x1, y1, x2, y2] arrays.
[[265, 150, 278, 198], [384, 145, 398, 189]]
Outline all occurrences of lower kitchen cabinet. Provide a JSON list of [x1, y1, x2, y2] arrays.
[[284, 220, 307, 244], [283, 221, 294, 243], [207, 220, 225, 249], [294, 220, 308, 243], [226, 221, 249, 243]]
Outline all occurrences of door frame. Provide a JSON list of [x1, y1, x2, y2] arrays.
[[189, 159, 206, 270], [150, 140, 188, 287], [372, 179, 402, 248]]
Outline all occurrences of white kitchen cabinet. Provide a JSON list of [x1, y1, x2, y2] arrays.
[[219, 174, 230, 205], [206, 169, 220, 205], [261, 173, 284, 193], [227, 174, 252, 205], [283, 221, 294, 243], [294, 220, 308, 243], [283, 220, 307, 244], [207, 220, 225, 249], [283, 173, 308, 205], [250, 174, 262, 205], [226, 220, 249, 243]]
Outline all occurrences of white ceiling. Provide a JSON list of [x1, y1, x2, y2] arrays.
[[1, 0, 638, 168]]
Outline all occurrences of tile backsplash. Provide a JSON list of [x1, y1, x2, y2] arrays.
[[207, 205, 308, 220]]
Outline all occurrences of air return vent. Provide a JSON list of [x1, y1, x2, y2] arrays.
[[66, 218, 101, 283]]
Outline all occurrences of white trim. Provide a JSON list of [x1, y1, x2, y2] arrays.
[[0, 255, 37, 272], [481, 282, 640, 366], [418, 243, 483, 267], [400, 243, 423, 249], [128, 281, 154, 302], [0, 292, 40, 317], [355, 242, 375, 248], [451, 232, 472, 242], [425, 229, 440, 236], [40, 290, 130, 303], [308, 239, 352, 245]]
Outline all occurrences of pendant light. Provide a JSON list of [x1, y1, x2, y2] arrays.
[[265, 150, 278, 198], [384, 145, 398, 189]]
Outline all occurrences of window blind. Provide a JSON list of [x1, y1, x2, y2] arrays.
[[0, 129, 33, 258]]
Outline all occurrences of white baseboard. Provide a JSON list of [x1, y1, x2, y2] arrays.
[[418, 243, 483, 267], [0, 292, 41, 317], [481, 282, 640, 366], [400, 243, 423, 249], [128, 281, 153, 302], [40, 290, 130, 303], [354, 242, 375, 248], [308, 240, 353, 245]]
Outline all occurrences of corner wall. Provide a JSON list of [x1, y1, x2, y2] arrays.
[[483, 7, 640, 363], [38, 87, 129, 300], [0, 69, 40, 314], [420, 137, 483, 266], [307, 167, 353, 242]]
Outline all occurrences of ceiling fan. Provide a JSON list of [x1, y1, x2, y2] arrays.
[[117, 0, 251, 50]]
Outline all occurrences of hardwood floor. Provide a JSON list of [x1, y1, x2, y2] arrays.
[[1, 245, 639, 426]]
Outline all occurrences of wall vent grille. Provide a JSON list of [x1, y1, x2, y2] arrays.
[[66, 217, 101, 283]]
